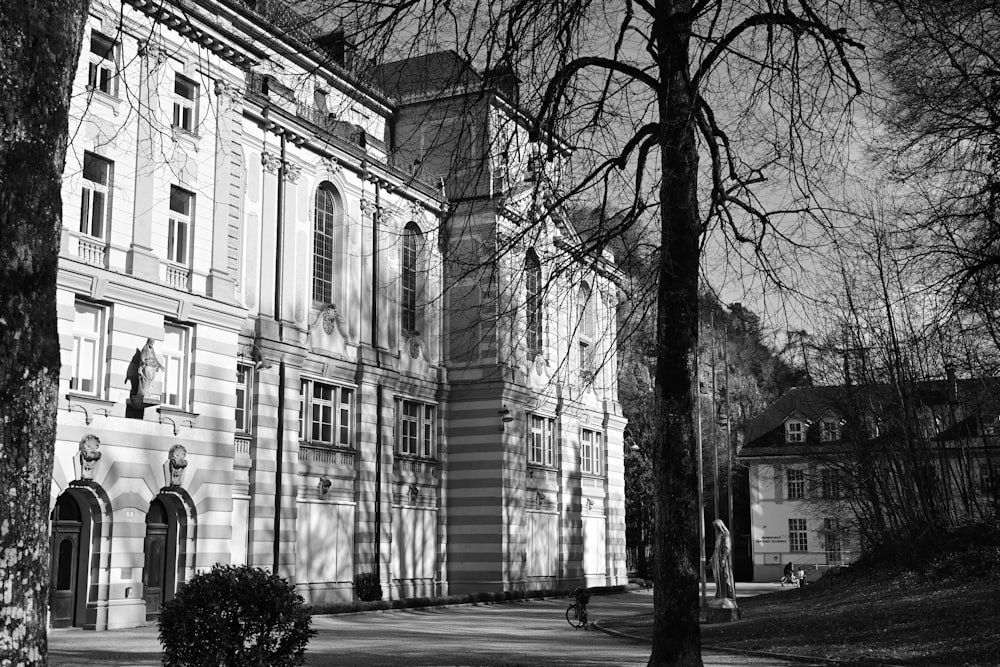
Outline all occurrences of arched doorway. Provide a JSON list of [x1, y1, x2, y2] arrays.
[[50, 493, 89, 628], [143, 495, 186, 621]]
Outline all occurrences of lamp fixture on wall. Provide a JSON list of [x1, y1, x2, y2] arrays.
[[499, 405, 514, 431], [67, 398, 110, 425]]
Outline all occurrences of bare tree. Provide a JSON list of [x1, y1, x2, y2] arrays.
[[0, 1, 88, 664], [309, 2, 867, 663], [873, 0, 1000, 308]]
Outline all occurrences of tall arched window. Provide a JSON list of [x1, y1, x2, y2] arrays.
[[313, 183, 341, 305], [525, 250, 542, 357], [578, 281, 595, 377], [401, 222, 423, 335]]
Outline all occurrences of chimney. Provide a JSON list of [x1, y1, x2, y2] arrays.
[[945, 364, 958, 403], [485, 63, 520, 105], [316, 28, 355, 67]]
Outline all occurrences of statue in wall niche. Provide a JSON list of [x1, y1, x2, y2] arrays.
[[167, 444, 188, 487], [127, 338, 163, 407], [78, 434, 102, 480], [710, 519, 738, 608]]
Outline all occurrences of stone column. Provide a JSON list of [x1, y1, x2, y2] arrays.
[[206, 79, 241, 301], [127, 39, 167, 280]]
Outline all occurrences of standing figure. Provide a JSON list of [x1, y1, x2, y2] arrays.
[[139, 338, 163, 397], [711, 519, 736, 601]]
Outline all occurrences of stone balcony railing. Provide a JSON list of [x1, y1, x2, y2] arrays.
[[77, 235, 106, 267], [164, 263, 189, 290]]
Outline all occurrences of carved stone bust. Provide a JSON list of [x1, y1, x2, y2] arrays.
[[78, 434, 102, 480], [167, 444, 188, 487]]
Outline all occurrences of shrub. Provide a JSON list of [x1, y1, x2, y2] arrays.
[[159, 564, 315, 667], [353, 571, 382, 601]]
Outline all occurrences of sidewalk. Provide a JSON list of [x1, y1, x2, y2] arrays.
[[48, 587, 817, 666]]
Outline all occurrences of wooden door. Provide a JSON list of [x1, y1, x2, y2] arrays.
[[143, 523, 167, 621], [50, 526, 80, 628]]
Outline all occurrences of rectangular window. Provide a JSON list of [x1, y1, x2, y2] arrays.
[[789, 518, 808, 552], [172, 74, 198, 132], [300, 380, 353, 448], [80, 152, 112, 239], [787, 468, 805, 500], [70, 302, 104, 396], [529, 414, 555, 467], [823, 518, 843, 565], [161, 324, 189, 409], [581, 429, 603, 476], [821, 468, 841, 499], [87, 31, 117, 95], [168, 186, 193, 264], [786, 421, 804, 443], [820, 420, 839, 442], [235, 363, 254, 433], [579, 341, 595, 379], [396, 399, 435, 458]]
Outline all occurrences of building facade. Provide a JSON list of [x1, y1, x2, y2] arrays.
[[740, 382, 998, 583], [51, 0, 626, 630]]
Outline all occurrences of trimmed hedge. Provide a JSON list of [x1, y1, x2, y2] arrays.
[[159, 564, 316, 667]]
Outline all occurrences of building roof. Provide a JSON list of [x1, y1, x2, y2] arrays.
[[741, 379, 1000, 457], [373, 51, 484, 100]]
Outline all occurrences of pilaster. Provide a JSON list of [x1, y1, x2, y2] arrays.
[[127, 39, 167, 281]]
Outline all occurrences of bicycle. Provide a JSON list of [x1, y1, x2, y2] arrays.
[[566, 587, 590, 629]]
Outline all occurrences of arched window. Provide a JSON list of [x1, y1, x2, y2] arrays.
[[578, 281, 595, 376], [313, 183, 342, 305], [525, 250, 542, 357], [579, 281, 595, 339], [401, 222, 423, 335]]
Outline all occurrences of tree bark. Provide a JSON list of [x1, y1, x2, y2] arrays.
[[649, 1, 703, 665], [0, 1, 88, 664]]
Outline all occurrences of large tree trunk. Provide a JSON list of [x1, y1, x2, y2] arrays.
[[0, 1, 87, 663], [649, 1, 703, 665]]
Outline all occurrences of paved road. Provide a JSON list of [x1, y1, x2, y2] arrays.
[[49, 585, 821, 666]]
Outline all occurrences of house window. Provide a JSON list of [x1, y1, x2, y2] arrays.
[[525, 251, 543, 358], [823, 518, 843, 565], [70, 302, 105, 396], [300, 380, 353, 448], [161, 324, 190, 409], [313, 183, 341, 305], [786, 468, 805, 499], [820, 419, 840, 442], [581, 428, 603, 476], [80, 152, 112, 239], [172, 74, 198, 132], [397, 399, 435, 458], [168, 186, 193, 264], [789, 518, 808, 552], [87, 31, 117, 95], [235, 363, 254, 433], [401, 223, 423, 335], [786, 420, 804, 443], [821, 468, 841, 499], [529, 414, 555, 467]]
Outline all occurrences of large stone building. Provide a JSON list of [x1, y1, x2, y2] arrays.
[[740, 380, 998, 582], [51, 0, 626, 630]]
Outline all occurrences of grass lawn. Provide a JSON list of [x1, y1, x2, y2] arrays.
[[603, 536, 1000, 665]]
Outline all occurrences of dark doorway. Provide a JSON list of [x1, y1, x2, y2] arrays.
[[50, 493, 87, 628], [143, 497, 180, 621]]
